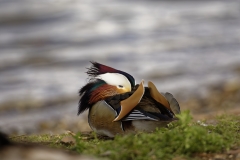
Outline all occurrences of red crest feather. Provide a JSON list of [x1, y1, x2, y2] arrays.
[[87, 61, 117, 77]]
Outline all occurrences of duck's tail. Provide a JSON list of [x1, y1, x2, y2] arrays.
[[161, 92, 181, 115]]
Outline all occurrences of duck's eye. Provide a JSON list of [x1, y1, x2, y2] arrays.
[[118, 85, 123, 88]]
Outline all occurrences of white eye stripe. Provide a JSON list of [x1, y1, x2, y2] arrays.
[[96, 73, 131, 91]]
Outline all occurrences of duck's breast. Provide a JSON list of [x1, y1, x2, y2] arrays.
[[88, 100, 124, 137]]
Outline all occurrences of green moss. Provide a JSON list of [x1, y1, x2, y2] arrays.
[[73, 111, 239, 160], [10, 111, 240, 160], [10, 134, 71, 149]]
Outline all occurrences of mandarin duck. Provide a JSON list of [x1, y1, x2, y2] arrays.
[[78, 62, 180, 137]]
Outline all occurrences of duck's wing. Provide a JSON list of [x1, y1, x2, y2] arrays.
[[122, 91, 176, 121], [147, 81, 180, 115], [114, 81, 145, 121], [104, 81, 145, 121], [105, 97, 175, 122], [121, 108, 175, 121], [104, 80, 180, 122]]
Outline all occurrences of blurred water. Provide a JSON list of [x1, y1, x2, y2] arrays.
[[0, 0, 240, 134]]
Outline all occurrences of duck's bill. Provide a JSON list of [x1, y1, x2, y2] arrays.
[[113, 80, 145, 121]]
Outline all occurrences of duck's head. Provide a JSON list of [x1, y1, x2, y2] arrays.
[[78, 62, 135, 115]]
